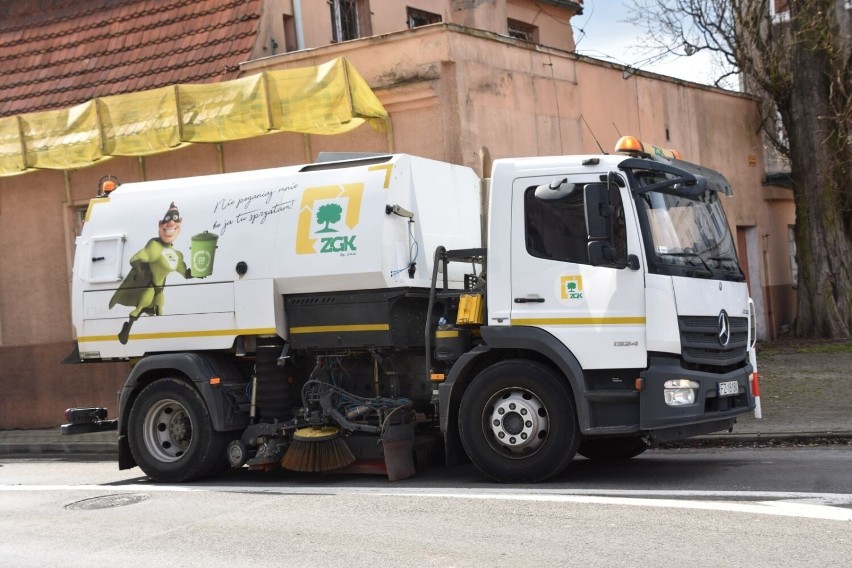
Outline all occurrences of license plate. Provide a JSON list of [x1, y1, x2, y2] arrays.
[[718, 380, 739, 397]]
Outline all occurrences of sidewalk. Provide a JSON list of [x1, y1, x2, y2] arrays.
[[1, 342, 850, 456], [697, 340, 852, 443]]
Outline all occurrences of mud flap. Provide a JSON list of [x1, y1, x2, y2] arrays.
[[381, 420, 416, 481]]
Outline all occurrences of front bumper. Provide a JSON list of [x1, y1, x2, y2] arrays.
[[639, 355, 754, 434]]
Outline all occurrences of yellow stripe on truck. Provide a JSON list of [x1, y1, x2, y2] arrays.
[[78, 327, 278, 343], [289, 323, 390, 334], [511, 317, 646, 326], [435, 330, 460, 338]]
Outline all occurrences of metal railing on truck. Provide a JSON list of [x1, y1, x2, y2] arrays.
[[424, 246, 487, 381]]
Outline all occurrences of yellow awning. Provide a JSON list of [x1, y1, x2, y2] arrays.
[[0, 57, 389, 177]]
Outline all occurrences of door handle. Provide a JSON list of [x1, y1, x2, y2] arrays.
[[514, 297, 545, 303], [91, 256, 105, 262]]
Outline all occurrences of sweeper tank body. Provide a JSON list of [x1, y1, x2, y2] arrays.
[[72, 154, 480, 360]]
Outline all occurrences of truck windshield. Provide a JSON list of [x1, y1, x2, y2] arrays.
[[635, 183, 744, 281]]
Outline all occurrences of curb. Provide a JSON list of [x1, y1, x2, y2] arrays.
[[657, 432, 852, 448], [0, 442, 118, 456]]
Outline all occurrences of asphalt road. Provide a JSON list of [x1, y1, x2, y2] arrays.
[[1, 447, 850, 567]]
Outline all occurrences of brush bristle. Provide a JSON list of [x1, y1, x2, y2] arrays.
[[281, 437, 356, 472]]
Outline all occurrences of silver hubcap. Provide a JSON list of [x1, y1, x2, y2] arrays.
[[484, 388, 548, 458], [142, 398, 192, 463]]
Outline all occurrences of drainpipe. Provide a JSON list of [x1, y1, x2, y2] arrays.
[[63, 170, 73, 205], [761, 234, 775, 340], [293, 0, 305, 50], [479, 146, 491, 251]]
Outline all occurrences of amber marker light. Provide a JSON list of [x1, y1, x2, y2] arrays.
[[615, 136, 684, 160], [430, 373, 446, 382], [97, 175, 120, 197], [210, 377, 221, 386], [615, 135, 644, 154]]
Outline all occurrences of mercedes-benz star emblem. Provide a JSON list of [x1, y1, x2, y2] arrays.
[[717, 310, 731, 347]]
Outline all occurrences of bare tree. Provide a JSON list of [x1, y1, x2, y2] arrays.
[[628, 0, 851, 338]]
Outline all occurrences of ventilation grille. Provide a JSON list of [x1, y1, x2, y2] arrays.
[[679, 316, 748, 371]]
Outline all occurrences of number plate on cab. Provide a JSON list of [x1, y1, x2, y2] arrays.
[[718, 380, 739, 397]]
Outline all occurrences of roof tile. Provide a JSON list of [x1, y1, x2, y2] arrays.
[[0, 0, 262, 117]]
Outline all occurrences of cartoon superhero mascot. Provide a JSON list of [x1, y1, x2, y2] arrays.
[[110, 202, 191, 344]]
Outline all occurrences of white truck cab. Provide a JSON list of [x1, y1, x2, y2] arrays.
[[439, 137, 755, 479]]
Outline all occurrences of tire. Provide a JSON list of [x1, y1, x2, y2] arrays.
[[577, 437, 648, 461], [128, 378, 227, 483], [458, 360, 580, 483]]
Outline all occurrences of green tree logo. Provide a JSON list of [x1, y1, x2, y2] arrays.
[[566, 281, 577, 292], [316, 203, 343, 233]]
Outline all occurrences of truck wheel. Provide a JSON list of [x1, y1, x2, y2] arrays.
[[458, 360, 579, 482], [128, 378, 226, 483], [577, 437, 648, 461]]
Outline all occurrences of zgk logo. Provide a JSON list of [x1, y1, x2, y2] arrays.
[[560, 275, 584, 300], [319, 235, 357, 253], [296, 184, 364, 255]]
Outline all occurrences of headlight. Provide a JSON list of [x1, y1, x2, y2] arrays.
[[664, 379, 700, 406]]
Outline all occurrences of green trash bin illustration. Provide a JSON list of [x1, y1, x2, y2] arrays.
[[190, 231, 219, 277]]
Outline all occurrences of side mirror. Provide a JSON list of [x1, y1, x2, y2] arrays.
[[588, 241, 611, 265], [583, 183, 611, 240], [584, 181, 636, 270], [589, 242, 639, 270], [534, 178, 576, 200]]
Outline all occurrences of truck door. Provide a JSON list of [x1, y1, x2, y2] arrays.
[[509, 175, 647, 370], [86, 235, 126, 283]]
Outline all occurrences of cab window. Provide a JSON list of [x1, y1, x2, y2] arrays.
[[524, 182, 626, 265]]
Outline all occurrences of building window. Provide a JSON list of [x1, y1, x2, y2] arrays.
[[788, 225, 798, 288], [507, 18, 538, 43], [772, 0, 789, 13], [770, 0, 790, 22], [330, 0, 371, 42], [407, 7, 441, 28], [74, 204, 88, 236], [282, 14, 298, 52]]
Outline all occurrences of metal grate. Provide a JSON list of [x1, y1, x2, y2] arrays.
[[679, 315, 748, 370]]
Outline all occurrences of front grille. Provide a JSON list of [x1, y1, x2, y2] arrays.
[[679, 315, 748, 371]]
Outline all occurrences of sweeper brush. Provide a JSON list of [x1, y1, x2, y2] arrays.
[[281, 426, 356, 472]]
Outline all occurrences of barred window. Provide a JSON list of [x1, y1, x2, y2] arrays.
[[330, 0, 371, 42], [407, 7, 441, 28], [507, 19, 538, 42]]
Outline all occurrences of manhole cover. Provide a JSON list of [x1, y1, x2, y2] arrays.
[[65, 493, 150, 510]]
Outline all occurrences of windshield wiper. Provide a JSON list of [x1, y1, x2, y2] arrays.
[[708, 256, 746, 281], [657, 252, 713, 278]]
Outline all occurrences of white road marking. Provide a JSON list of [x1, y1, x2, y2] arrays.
[[2, 484, 851, 521]]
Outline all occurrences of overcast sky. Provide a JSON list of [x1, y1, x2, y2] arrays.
[[570, 0, 723, 87]]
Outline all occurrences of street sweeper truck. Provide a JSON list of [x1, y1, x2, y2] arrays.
[[63, 137, 758, 483]]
